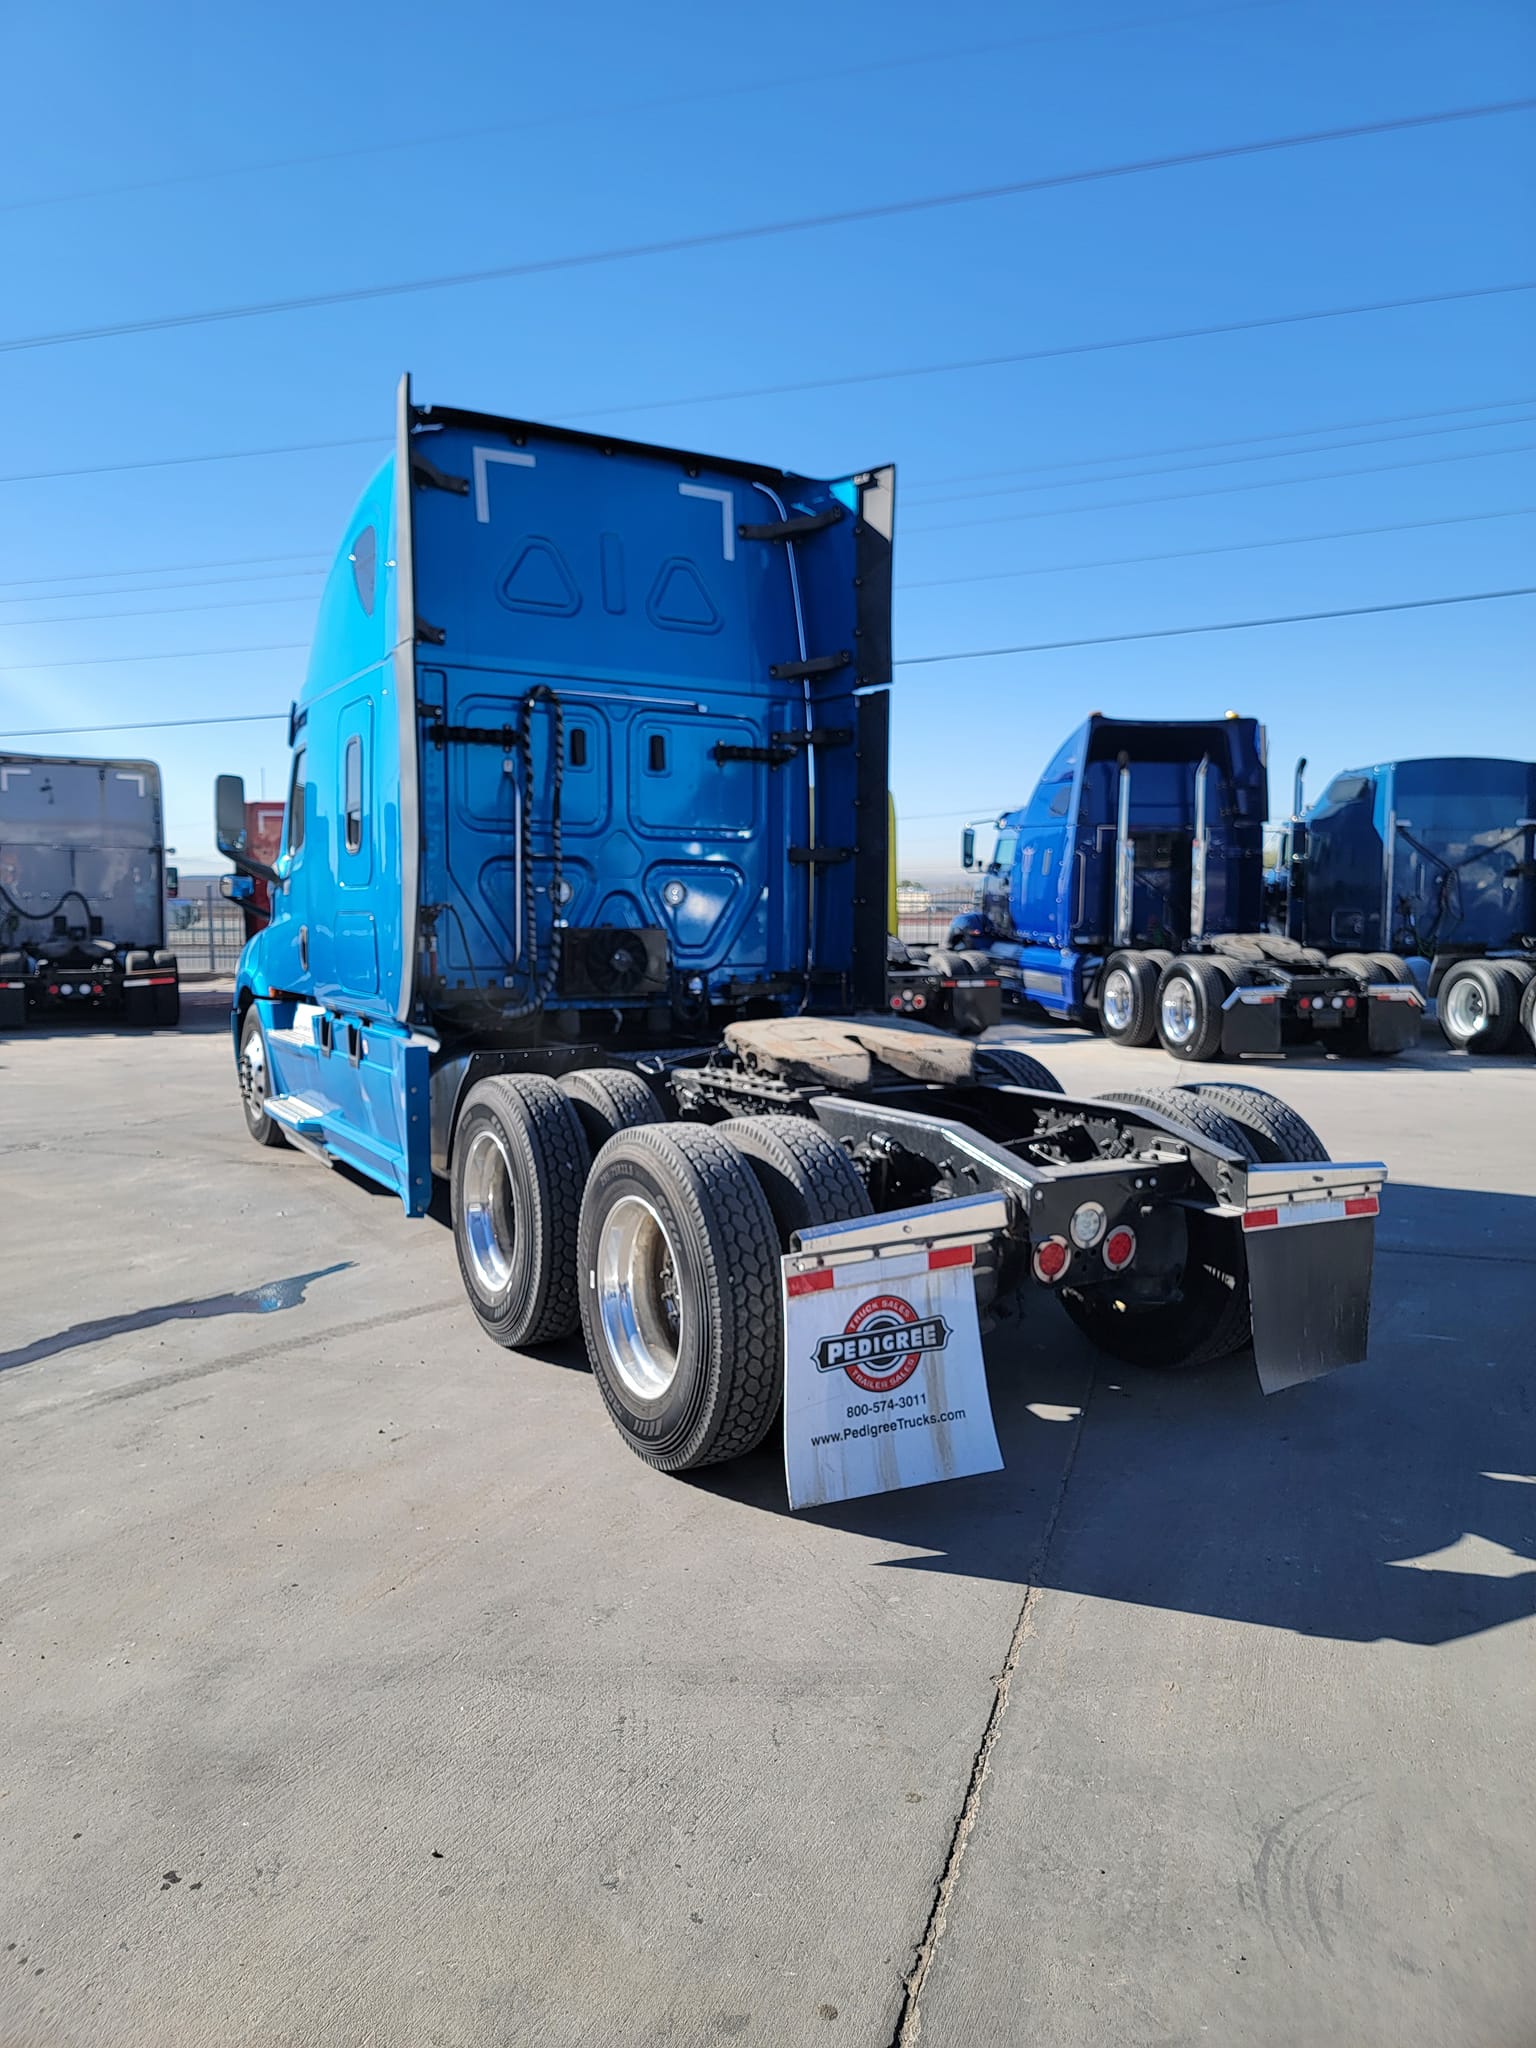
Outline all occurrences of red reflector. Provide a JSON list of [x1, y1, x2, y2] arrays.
[[1102, 1226, 1136, 1271], [929, 1244, 974, 1271], [941, 978, 956, 988], [1032, 1237, 1070, 1283], [1344, 1195, 1379, 1218], [47, 984, 59, 995], [787, 1268, 836, 1298], [1344, 995, 1357, 1009], [1243, 1207, 1280, 1232]]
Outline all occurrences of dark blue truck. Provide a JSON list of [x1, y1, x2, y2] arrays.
[[1279, 755, 1536, 1055], [950, 714, 1425, 1062], [211, 384, 1387, 1478]]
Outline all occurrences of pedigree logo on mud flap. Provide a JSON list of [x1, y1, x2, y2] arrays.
[[782, 1243, 1003, 1511], [812, 1295, 953, 1393]]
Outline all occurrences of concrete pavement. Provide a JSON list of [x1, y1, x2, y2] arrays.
[[1, 996, 1532, 2046]]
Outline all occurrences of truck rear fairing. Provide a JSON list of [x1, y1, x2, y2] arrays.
[[230, 378, 893, 1049]]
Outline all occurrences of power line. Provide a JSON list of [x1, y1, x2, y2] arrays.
[[5, 100, 1530, 356], [901, 393, 1536, 494], [0, 2, 1284, 215], [0, 550, 327, 591], [0, 566, 328, 608], [7, 390, 1528, 501], [893, 586, 1536, 666], [0, 713, 290, 738], [905, 437, 1536, 535], [6, 587, 1529, 724], [0, 642, 308, 674], [574, 281, 1536, 419], [0, 436, 384, 489], [9, 506, 1531, 631], [904, 410, 1536, 508], [2, 589, 324, 629], [900, 504, 1536, 590]]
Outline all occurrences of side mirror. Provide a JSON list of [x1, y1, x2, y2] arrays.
[[215, 772, 279, 884], [165, 865, 179, 898], [960, 827, 976, 870]]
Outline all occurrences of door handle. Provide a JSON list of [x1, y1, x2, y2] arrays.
[[298, 924, 309, 971]]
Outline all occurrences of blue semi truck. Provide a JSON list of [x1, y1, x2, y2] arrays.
[[213, 382, 1387, 1477], [950, 714, 1426, 1062], [1277, 755, 1536, 1055]]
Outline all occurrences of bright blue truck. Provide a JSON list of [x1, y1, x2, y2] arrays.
[[1278, 755, 1536, 1055], [951, 714, 1425, 1062], [213, 383, 1388, 1475]]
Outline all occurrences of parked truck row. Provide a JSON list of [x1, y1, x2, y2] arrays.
[[948, 720, 1535, 1061]]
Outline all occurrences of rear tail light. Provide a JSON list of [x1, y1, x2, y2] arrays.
[[1102, 1226, 1136, 1273], [913, 993, 926, 1010], [1032, 1237, 1070, 1284], [890, 996, 902, 1010], [47, 983, 59, 995]]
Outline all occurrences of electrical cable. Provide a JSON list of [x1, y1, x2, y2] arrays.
[[901, 393, 1536, 495], [571, 282, 1536, 419], [900, 504, 1536, 591], [7, 390, 1530, 499], [0, 550, 327, 590], [0, 642, 309, 674], [904, 437, 1536, 536], [904, 410, 1536, 508], [4, 590, 325, 629], [2, 1, 1283, 215], [891, 586, 1536, 666], [4, 100, 1530, 356]]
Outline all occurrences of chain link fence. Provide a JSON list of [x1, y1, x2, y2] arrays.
[[166, 885, 248, 976], [895, 887, 978, 948]]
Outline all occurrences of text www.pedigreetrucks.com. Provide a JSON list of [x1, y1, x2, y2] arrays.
[[811, 1409, 967, 1447]]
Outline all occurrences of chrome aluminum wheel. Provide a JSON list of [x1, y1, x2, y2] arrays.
[[1160, 976, 1198, 1047], [1443, 976, 1487, 1039], [1102, 966, 1135, 1034], [596, 1194, 683, 1402], [461, 1126, 516, 1295], [240, 1023, 269, 1115]]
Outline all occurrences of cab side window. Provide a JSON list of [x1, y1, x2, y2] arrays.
[[286, 748, 307, 856], [990, 829, 1019, 874]]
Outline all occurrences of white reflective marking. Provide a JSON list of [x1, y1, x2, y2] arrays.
[[473, 446, 536, 523], [114, 771, 147, 796], [1484, 1471, 1536, 1485], [1387, 1534, 1536, 1578], [678, 482, 735, 561], [0, 767, 32, 789], [1026, 1403, 1083, 1423]]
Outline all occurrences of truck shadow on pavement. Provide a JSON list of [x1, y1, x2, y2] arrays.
[[0, 1264, 354, 1375], [698, 1183, 1536, 1650]]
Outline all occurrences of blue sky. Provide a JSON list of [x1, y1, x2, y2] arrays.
[[1, 0, 1531, 873]]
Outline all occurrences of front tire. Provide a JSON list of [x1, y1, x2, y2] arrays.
[[238, 1006, 288, 1149], [578, 1123, 784, 1471], [452, 1076, 591, 1347]]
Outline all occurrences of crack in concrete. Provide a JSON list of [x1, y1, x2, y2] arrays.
[[888, 1365, 1095, 2047]]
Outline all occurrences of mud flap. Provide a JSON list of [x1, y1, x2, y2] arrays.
[[1245, 1210, 1376, 1393], [1365, 985, 1422, 1053]]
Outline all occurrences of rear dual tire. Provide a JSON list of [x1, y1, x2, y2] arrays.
[[1056, 1083, 1327, 1372]]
